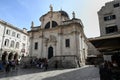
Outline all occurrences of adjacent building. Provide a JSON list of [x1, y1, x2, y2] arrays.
[[89, 0, 120, 65], [0, 20, 29, 61], [28, 6, 88, 68], [98, 0, 120, 36]]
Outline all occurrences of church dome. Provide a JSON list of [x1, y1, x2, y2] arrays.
[[59, 10, 69, 18]]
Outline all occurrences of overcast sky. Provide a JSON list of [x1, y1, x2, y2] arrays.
[[0, 0, 113, 38]]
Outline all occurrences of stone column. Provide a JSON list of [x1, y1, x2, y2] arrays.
[[54, 42, 57, 56], [40, 32, 44, 58]]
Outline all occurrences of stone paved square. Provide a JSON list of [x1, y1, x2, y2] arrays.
[[0, 66, 100, 80]]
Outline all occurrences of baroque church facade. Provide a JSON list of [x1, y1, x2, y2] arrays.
[[28, 6, 88, 67]]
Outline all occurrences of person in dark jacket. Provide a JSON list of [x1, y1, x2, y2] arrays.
[[5, 61, 10, 73], [99, 62, 104, 80], [99, 61, 113, 80]]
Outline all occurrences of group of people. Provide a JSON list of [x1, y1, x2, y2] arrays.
[[0, 60, 19, 72], [99, 60, 119, 80], [29, 58, 48, 70]]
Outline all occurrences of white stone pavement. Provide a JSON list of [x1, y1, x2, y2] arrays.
[[0, 65, 100, 80]]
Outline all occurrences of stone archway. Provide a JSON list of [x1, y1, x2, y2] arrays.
[[2, 51, 8, 65], [14, 53, 18, 60], [2, 51, 7, 61], [48, 46, 53, 59], [8, 52, 13, 60]]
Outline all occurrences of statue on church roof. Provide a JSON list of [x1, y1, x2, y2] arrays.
[[50, 4, 53, 11], [72, 11, 75, 19], [31, 21, 34, 27]]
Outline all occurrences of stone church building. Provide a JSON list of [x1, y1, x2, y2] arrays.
[[28, 5, 88, 68]]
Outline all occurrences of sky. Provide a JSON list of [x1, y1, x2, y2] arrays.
[[0, 0, 113, 38]]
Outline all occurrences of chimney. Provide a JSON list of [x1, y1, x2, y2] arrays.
[[23, 28, 27, 33]]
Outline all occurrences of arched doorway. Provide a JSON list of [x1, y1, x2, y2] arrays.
[[2, 51, 7, 61], [112, 52, 120, 67], [14, 53, 18, 60], [8, 52, 13, 60], [48, 46, 53, 59]]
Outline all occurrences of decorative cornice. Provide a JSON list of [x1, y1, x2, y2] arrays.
[[0, 19, 28, 35]]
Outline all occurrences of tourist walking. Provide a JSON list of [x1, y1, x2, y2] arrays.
[[44, 58, 48, 71], [5, 61, 10, 73], [99, 61, 113, 80]]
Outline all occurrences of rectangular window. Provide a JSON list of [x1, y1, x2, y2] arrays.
[[21, 43, 25, 53], [65, 39, 70, 47], [16, 42, 19, 49], [4, 39, 9, 46], [34, 42, 38, 50], [104, 15, 116, 21], [6, 29, 10, 35], [12, 31, 16, 37], [17, 33, 20, 38], [106, 25, 118, 34], [22, 43, 25, 49], [23, 36, 26, 41], [10, 41, 15, 48], [114, 3, 120, 8]]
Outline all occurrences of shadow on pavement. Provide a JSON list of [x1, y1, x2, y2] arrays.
[[0, 66, 100, 80], [41, 66, 100, 80], [0, 67, 46, 78]]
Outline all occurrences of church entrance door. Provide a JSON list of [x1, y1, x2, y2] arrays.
[[48, 46, 53, 59]]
